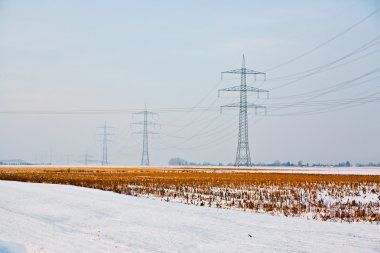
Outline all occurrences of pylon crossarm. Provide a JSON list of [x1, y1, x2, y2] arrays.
[[221, 69, 244, 79], [132, 121, 159, 125], [247, 104, 267, 115], [246, 86, 268, 93], [221, 69, 265, 78], [246, 103, 266, 109], [221, 69, 244, 75], [222, 68, 265, 74], [244, 69, 265, 75], [220, 102, 240, 108], [218, 85, 241, 93], [221, 102, 266, 109], [219, 86, 268, 93], [220, 103, 240, 114], [246, 86, 269, 98], [133, 111, 157, 115]]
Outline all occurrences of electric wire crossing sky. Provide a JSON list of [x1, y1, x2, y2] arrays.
[[219, 55, 269, 166], [0, 2, 379, 165]]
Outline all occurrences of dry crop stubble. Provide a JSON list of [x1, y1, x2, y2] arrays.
[[0, 167, 379, 222]]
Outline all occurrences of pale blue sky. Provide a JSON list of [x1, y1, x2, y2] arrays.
[[0, 0, 379, 165]]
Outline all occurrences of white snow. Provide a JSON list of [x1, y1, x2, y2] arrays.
[[0, 180, 379, 253]]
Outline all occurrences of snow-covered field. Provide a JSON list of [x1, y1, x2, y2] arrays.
[[2, 165, 380, 175], [0, 181, 379, 253], [244, 166, 380, 175]]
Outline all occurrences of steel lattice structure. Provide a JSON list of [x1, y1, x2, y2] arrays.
[[133, 106, 158, 166], [97, 122, 113, 165], [219, 55, 268, 166]]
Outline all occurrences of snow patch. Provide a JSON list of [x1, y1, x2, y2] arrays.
[[0, 181, 379, 253], [0, 241, 27, 253]]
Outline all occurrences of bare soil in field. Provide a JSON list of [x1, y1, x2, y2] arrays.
[[1, 167, 379, 222]]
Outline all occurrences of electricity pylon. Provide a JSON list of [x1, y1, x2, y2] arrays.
[[97, 122, 113, 165], [133, 106, 159, 166], [83, 153, 93, 165], [219, 55, 268, 167]]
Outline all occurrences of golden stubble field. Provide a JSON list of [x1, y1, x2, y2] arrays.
[[1, 167, 379, 223]]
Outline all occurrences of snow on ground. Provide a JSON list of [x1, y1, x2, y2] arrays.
[[0, 181, 379, 253], [206, 166, 380, 175], [0, 240, 27, 253], [248, 166, 380, 175]]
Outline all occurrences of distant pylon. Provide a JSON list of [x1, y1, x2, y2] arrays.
[[133, 105, 159, 166], [97, 122, 113, 165], [219, 55, 268, 166], [83, 153, 93, 165]]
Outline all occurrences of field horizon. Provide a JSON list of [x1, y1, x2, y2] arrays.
[[1, 166, 379, 223]]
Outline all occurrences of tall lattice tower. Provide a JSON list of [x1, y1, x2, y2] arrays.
[[133, 106, 158, 166], [219, 55, 268, 166], [97, 122, 113, 165]]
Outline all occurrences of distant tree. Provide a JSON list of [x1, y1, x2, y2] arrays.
[[168, 157, 188, 166]]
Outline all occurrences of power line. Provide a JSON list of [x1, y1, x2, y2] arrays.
[[154, 112, 260, 151], [155, 113, 225, 149], [0, 107, 221, 115], [4, 60, 377, 118], [267, 36, 380, 83], [267, 96, 380, 109], [269, 75, 380, 100], [264, 67, 380, 115], [268, 93, 380, 116], [267, 35, 380, 90], [264, 6, 380, 72], [158, 73, 380, 149]]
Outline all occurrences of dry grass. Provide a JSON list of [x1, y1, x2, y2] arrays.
[[0, 167, 379, 223]]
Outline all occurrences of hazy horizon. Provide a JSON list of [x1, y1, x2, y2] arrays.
[[1, 0, 379, 165]]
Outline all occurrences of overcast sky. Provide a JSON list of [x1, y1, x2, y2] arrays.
[[0, 0, 379, 165]]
